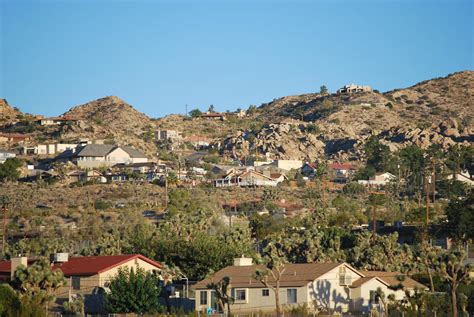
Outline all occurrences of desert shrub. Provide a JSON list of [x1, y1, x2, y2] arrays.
[[94, 199, 109, 210], [385, 102, 393, 109]]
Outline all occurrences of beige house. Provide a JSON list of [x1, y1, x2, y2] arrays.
[[358, 172, 396, 186], [337, 84, 372, 94], [75, 144, 148, 168], [0, 254, 162, 314], [214, 170, 283, 187], [194, 258, 426, 315]]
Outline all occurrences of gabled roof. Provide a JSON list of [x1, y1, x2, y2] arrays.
[[77, 144, 116, 157], [358, 271, 427, 290], [121, 146, 147, 158], [0, 254, 162, 277], [330, 163, 355, 170], [194, 262, 347, 289]]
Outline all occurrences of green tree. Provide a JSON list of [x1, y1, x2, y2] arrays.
[[0, 284, 20, 316], [435, 246, 472, 317], [446, 191, 474, 241], [247, 105, 257, 115], [189, 108, 202, 118], [105, 266, 162, 314], [0, 158, 23, 182], [208, 104, 215, 113], [364, 136, 391, 172], [319, 85, 328, 94], [12, 259, 65, 311]]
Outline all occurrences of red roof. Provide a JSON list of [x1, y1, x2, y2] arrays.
[[330, 163, 355, 170], [0, 254, 162, 277]]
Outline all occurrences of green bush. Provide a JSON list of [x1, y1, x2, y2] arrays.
[[94, 199, 109, 210]]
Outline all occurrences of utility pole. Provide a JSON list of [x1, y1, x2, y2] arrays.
[[426, 175, 431, 227], [185, 104, 189, 117], [372, 204, 377, 237], [432, 159, 436, 204]]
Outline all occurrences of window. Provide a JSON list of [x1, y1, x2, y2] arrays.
[[235, 289, 247, 302], [72, 276, 81, 290], [262, 289, 270, 297], [339, 266, 351, 285], [287, 289, 297, 304], [370, 291, 380, 304], [200, 291, 208, 305]]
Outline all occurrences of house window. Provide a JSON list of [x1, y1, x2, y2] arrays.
[[200, 291, 208, 305], [339, 266, 351, 285], [262, 289, 270, 297], [72, 276, 81, 290], [235, 289, 247, 302], [287, 289, 297, 304]]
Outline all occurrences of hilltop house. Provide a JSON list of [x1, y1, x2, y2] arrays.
[[194, 257, 426, 315], [358, 172, 396, 187], [198, 112, 226, 121], [0, 254, 162, 314], [0, 149, 16, 163], [74, 144, 148, 168], [337, 84, 372, 94]]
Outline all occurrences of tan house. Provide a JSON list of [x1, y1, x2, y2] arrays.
[[198, 112, 226, 121], [75, 144, 148, 168], [0, 253, 162, 314], [194, 258, 426, 315], [214, 170, 283, 187], [38, 115, 82, 126]]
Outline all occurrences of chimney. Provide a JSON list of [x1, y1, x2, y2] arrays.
[[11, 257, 27, 280], [233, 256, 253, 266]]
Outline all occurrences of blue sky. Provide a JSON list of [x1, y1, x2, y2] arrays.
[[1, 0, 472, 118]]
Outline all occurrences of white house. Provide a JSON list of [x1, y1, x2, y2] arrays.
[[194, 258, 426, 315], [0, 149, 16, 163], [358, 172, 396, 186], [447, 170, 473, 186]]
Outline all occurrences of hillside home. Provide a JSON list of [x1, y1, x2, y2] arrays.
[[301, 162, 318, 178], [22, 143, 80, 155], [198, 112, 226, 121], [194, 257, 426, 315], [358, 172, 396, 186], [0, 133, 30, 144], [0, 254, 162, 314], [183, 135, 211, 148], [38, 116, 82, 126], [75, 144, 147, 168], [330, 162, 356, 182], [155, 130, 182, 141], [0, 149, 16, 163], [65, 170, 107, 184], [214, 170, 283, 187], [337, 84, 372, 94]]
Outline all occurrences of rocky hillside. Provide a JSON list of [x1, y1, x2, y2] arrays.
[[0, 98, 21, 124], [59, 96, 157, 155], [219, 71, 473, 161]]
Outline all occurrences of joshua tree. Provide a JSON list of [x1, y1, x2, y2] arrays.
[[254, 242, 287, 317], [207, 276, 234, 316]]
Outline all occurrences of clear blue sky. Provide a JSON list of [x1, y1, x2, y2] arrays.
[[1, 0, 472, 118]]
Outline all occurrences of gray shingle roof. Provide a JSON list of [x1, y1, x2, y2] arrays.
[[121, 146, 147, 158], [77, 144, 116, 157]]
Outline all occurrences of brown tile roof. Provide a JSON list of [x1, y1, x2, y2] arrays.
[[194, 262, 344, 289], [350, 276, 377, 288], [359, 271, 427, 290]]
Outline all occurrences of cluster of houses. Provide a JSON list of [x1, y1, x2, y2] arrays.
[[0, 253, 428, 315]]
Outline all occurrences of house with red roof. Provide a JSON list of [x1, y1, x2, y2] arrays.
[[0, 253, 162, 313], [329, 162, 357, 183]]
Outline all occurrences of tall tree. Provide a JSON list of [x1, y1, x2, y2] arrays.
[[319, 85, 328, 94], [435, 246, 472, 317], [445, 191, 474, 242], [254, 242, 287, 317]]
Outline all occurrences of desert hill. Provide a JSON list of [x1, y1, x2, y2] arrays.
[[58, 96, 157, 155]]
